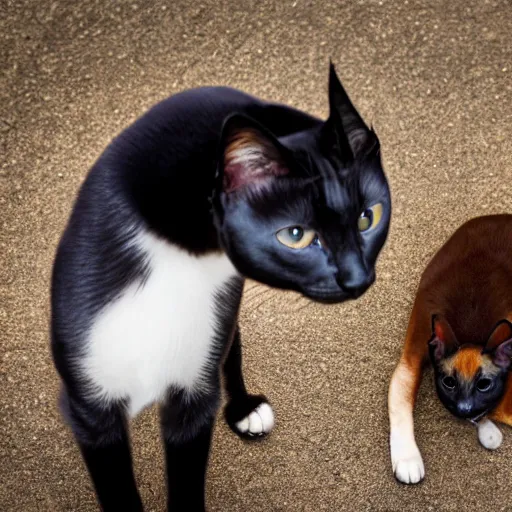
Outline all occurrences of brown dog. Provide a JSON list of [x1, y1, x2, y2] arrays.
[[388, 214, 512, 484]]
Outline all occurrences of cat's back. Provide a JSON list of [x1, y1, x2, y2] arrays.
[[104, 85, 319, 163], [117, 86, 257, 144], [418, 214, 512, 342], [51, 88, 254, 337], [61, 85, 320, 248]]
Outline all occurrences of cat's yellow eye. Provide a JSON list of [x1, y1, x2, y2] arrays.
[[358, 203, 383, 232], [276, 226, 317, 249]]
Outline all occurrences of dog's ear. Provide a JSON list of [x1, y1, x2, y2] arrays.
[[428, 314, 459, 363], [484, 320, 512, 370]]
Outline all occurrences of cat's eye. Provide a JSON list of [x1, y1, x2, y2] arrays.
[[476, 378, 493, 392], [276, 226, 317, 249], [358, 203, 383, 232], [442, 376, 457, 390]]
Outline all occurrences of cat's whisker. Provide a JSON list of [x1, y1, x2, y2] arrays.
[[243, 283, 266, 295], [50, 64, 391, 508], [243, 286, 273, 305], [243, 282, 261, 295], [290, 292, 306, 304], [251, 293, 278, 313], [294, 301, 314, 313]]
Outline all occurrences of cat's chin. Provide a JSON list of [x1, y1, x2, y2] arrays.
[[301, 290, 351, 304]]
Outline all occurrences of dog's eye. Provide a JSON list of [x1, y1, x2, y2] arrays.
[[476, 378, 493, 392], [442, 376, 457, 390]]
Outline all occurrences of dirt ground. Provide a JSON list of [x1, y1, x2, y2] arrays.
[[1, 0, 511, 510]]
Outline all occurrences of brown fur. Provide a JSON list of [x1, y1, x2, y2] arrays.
[[223, 129, 287, 193], [224, 128, 283, 168], [442, 347, 482, 379], [488, 312, 512, 425], [389, 214, 512, 430], [442, 347, 501, 381], [224, 129, 267, 160]]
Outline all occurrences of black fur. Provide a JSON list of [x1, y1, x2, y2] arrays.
[[431, 362, 509, 420], [429, 317, 512, 420], [51, 65, 391, 511], [223, 327, 270, 440]]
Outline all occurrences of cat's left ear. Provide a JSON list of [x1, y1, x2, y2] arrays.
[[217, 114, 293, 195], [326, 62, 380, 162], [483, 320, 512, 370]]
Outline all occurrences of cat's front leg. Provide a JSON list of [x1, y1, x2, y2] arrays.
[[223, 325, 275, 439], [388, 356, 425, 484], [160, 389, 219, 512]]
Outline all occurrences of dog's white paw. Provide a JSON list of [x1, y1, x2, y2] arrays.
[[235, 402, 275, 437], [393, 454, 425, 484], [390, 433, 425, 484], [477, 419, 502, 450]]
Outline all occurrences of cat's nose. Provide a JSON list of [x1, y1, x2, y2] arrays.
[[456, 400, 473, 417], [336, 265, 375, 298]]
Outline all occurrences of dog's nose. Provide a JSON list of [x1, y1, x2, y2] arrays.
[[456, 400, 473, 417]]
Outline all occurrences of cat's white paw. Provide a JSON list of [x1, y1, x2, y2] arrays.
[[390, 433, 425, 484], [477, 419, 503, 450], [235, 402, 275, 437]]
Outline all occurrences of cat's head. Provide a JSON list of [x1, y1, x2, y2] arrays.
[[212, 64, 391, 303], [429, 315, 512, 420]]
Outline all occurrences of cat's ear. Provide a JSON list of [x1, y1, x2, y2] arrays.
[[483, 320, 512, 370], [326, 61, 380, 162], [428, 314, 459, 362], [218, 114, 290, 194]]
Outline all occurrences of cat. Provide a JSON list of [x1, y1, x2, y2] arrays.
[[388, 214, 512, 484], [51, 63, 391, 511]]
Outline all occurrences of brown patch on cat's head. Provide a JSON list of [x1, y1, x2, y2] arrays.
[[224, 129, 272, 163], [222, 127, 288, 193], [442, 346, 500, 380]]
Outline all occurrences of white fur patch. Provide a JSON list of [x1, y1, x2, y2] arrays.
[[82, 230, 238, 417], [390, 431, 425, 484], [235, 402, 275, 435], [230, 145, 265, 165], [477, 419, 503, 450], [388, 360, 425, 484]]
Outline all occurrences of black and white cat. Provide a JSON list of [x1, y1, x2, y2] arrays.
[[51, 64, 391, 511]]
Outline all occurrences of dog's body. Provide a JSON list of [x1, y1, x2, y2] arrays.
[[388, 214, 512, 484]]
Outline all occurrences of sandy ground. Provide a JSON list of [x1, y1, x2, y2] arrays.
[[1, 0, 512, 510]]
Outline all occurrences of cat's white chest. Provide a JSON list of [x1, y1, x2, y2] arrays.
[[82, 230, 238, 417]]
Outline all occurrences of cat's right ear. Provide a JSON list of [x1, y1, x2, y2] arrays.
[[428, 314, 459, 363], [217, 114, 290, 195], [326, 62, 380, 163]]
